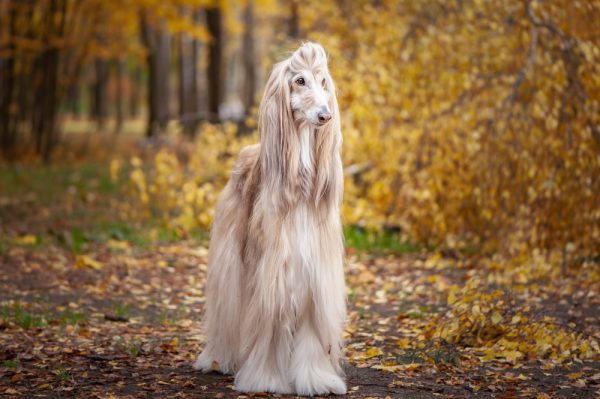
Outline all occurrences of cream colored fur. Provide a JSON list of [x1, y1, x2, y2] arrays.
[[194, 42, 346, 396]]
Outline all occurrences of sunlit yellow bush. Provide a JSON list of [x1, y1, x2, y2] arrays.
[[301, 0, 599, 260], [112, 123, 257, 232], [116, 0, 599, 266], [431, 277, 599, 362]]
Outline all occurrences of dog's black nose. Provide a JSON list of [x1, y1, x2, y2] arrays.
[[318, 112, 332, 123]]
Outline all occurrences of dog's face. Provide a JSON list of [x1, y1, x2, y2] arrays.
[[289, 69, 332, 127]]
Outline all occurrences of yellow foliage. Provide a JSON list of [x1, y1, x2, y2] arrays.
[[299, 0, 599, 261], [115, 123, 256, 232], [114, 0, 599, 268], [432, 277, 599, 362]]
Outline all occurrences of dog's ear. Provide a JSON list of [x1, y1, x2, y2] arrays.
[[313, 70, 343, 208], [258, 61, 296, 189]]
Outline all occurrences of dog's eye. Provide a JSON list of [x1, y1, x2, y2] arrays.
[[321, 79, 326, 87], [296, 77, 305, 86]]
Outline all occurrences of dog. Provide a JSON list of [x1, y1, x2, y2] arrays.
[[194, 42, 347, 396]]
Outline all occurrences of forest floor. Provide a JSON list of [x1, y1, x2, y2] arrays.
[[1, 145, 599, 398]]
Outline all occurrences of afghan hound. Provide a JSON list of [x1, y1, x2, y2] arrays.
[[193, 42, 347, 396]]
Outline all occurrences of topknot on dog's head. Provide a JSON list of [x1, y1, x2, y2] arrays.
[[289, 42, 328, 73]]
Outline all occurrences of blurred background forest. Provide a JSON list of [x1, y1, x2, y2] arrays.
[[1, 0, 599, 281], [1, 1, 600, 396]]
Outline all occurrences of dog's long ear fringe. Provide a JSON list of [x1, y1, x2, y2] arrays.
[[313, 74, 343, 210], [258, 60, 297, 208], [259, 43, 343, 213]]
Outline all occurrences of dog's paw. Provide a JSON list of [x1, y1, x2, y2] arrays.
[[193, 350, 234, 374], [192, 351, 213, 372], [235, 368, 293, 394], [293, 369, 347, 396]]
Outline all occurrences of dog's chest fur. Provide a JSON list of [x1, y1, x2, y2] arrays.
[[286, 202, 318, 314], [297, 125, 316, 199]]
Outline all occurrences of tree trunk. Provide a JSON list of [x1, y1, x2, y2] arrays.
[[92, 58, 109, 129], [193, 9, 205, 120], [114, 59, 125, 134], [67, 84, 82, 117], [242, 1, 256, 115], [178, 8, 199, 137], [129, 62, 141, 118], [140, 13, 171, 137], [289, 0, 300, 39], [0, 0, 17, 156], [205, 6, 223, 123], [34, 0, 67, 162]]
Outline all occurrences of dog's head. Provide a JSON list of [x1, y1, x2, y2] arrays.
[[260, 42, 338, 130], [288, 43, 333, 127], [259, 43, 342, 206]]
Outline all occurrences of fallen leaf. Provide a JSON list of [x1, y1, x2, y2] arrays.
[[74, 255, 103, 270], [364, 348, 383, 359], [14, 235, 37, 245]]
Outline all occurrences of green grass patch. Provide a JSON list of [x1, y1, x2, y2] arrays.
[[396, 343, 461, 366], [69, 228, 88, 253], [0, 163, 114, 199], [58, 308, 86, 326], [158, 305, 189, 326], [0, 301, 87, 329], [113, 337, 142, 357], [344, 226, 419, 255], [113, 303, 131, 318], [91, 221, 208, 250], [1, 360, 19, 369], [0, 302, 46, 329], [53, 368, 72, 382]]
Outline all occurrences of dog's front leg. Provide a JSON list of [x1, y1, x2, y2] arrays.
[[289, 314, 347, 396], [234, 325, 293, 394], [234, 254, 294, 394]]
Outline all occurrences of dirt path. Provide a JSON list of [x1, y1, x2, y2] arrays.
[[1, 243, 599, 398]]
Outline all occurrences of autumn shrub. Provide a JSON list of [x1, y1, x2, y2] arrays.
[[430, 277, 599, 362], [116, 1, 600, 263], [111, 123, 257, 233], [301, 0, 600, 260]]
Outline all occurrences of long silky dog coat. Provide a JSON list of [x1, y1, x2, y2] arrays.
[[194, 42, 346, 396]]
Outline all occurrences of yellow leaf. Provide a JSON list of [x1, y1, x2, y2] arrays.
[[501, 350, 523, 363], [107, 239, 130, 250], [372, 363, 421, 372], [74, 255, 103, 270], [448, 285, 460, 305], [491, 311, 502, 325], [14, 235, 37, 245], [364, 348, 383, 359], [402, 363, 422, 372], [568, 372, 583, 380]]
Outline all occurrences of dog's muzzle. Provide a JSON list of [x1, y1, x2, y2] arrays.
[[317, 106, 332, 124]]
